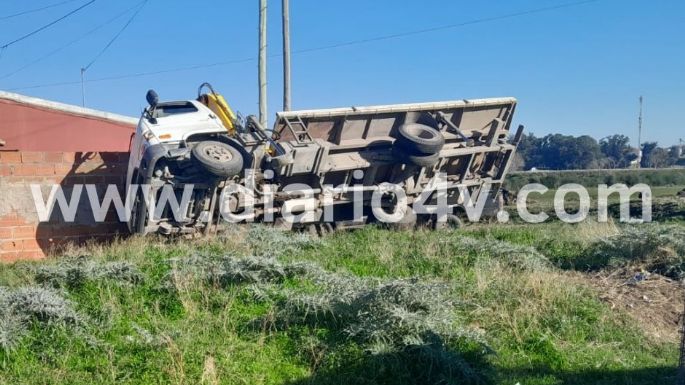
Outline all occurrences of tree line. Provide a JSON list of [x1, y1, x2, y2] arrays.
[[513, 133, 684, 171]]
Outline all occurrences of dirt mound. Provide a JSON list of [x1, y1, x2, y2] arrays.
[[580, 269, 683, 343]]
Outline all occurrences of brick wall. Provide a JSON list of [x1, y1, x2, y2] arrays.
[[0, 150, 130, 262]]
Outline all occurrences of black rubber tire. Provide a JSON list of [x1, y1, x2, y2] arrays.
[[191, 141, 244, 178], [392, 146, 440, 167], [446, 214, 463, 229], [395, 123, 444, 155], [129, 171, 148, 235], [434, 214, 463, 230]]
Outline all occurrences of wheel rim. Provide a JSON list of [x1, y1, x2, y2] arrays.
[[204, 144, 233, 162]]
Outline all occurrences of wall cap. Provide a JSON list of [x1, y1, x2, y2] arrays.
[[0, 90, 138, 126]]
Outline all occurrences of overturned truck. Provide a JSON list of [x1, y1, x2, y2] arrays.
[[125, 84, 523, 235]]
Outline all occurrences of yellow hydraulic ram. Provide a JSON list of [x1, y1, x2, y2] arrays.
[[197, 83, 238, 136]]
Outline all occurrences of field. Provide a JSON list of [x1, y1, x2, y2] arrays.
[[506, 168, 685, 191], [505, 183, 685, 224], [1, 220, 683, 385]]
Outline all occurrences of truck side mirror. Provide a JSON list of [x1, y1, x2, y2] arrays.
[[146, 89, 159, 108]]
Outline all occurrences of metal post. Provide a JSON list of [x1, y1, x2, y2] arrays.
[[258, 0, 268, 127], [282, 0, 291, 111], [637, 96, 643, 168], [80, 68, 86, 107], [638, 96, 643, 149]]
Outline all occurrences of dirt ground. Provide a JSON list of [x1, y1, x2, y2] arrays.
[[579, 269, 684, 343]]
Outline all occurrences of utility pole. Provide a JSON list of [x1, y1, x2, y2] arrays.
[[258, 0, 268, 127], [637, 96, 643, 167], [282, 0, 291, 111], [638, 96, 643, 149]]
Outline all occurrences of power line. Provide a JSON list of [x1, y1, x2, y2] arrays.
[[7, 0, 600, 91], [1, 0, 97, 50], [0, 0, 80, 21], [82, 0, 148, 71], [80, 0, 147, 106], [0, 1, 147, 80], [293, 0, 600, 55]]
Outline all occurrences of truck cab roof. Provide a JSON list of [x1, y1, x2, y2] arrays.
[[141, 99, 227, 143]]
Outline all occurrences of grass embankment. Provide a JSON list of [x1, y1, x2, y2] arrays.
[[0, 223, 682, 385]]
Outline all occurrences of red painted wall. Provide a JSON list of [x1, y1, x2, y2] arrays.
[[0, 99, 135, 152]]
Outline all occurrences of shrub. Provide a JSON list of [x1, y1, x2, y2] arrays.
[[0, 286, 84, 350], [587, 224, 685, 278], [241, 225, 323, 257], [34, 257, 143, 289], [451, 237, 550, 271], [167, 254, 488, 381], [168, 254, 289, 288], [276, 268, 488, 382]]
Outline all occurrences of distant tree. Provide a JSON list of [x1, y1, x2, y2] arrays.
[[668, 146, 682, 165], [600, 135, 633, 168], [516, 133, 542, 169], [646, 147, 672, 168], [640, 142, 659, 168], [516, 133, 677, 170], [517, 133, 607, 170], [537, 134, 604, 170]]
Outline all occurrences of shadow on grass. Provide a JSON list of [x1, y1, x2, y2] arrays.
[[285, 353, 675, 385], [284, 348, 490, 385], [498, 365, 676, 385]]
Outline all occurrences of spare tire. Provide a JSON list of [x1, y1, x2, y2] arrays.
[[395, 123, 444, 155], [392, 146, 440, 168], [191, 141, 244, 178]]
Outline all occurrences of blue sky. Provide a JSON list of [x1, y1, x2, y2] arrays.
[[1, 0, 683, 146]]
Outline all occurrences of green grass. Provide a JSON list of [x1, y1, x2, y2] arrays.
[[0, 222, 680, 385], [515, 185, 684, 208], [506, 168, 685, 191]]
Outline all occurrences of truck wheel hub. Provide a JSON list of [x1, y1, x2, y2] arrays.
[[204, 145, 233, 162]]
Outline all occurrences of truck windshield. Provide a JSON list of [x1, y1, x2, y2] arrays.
[[152, 102, 198, 118]]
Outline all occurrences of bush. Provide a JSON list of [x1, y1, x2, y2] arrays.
[[0, 287, 84, 350], [450, 237, 550, 272], [34, 256, 143, 288], [222, 225, 323, 257], [276, 265, 488, 382], [586, 224, 685, 278], [167, 254, 488, 382]]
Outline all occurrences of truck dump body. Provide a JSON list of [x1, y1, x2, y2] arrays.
[[268, 98, 521, 223], [127, 89, 522, 235]]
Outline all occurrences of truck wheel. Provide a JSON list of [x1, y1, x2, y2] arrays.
[[395, 123, 444, 155], [392, 146, 440, 167], [192, 141, 244, 178], [435, 214, 463, 230], [129, 173, 148, 234]]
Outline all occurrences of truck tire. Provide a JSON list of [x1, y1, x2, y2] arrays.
[[392, 146, 440, 167], [191, 141, 244, 178], [129, 171, 148, 235], [395, 123, 444, 155], [435, 214, 463, 230]]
